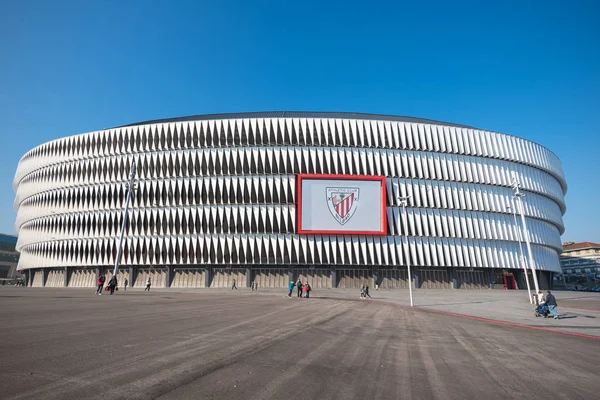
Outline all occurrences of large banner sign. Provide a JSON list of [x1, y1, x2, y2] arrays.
[[297, 174, 387, 235]]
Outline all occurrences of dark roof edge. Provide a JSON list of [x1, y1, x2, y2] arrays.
[[114, 111, 476, 130]]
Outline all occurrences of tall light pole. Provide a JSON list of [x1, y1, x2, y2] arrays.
[[113, 161, 137, 277], [398, 195, 414, 307], [511, 177, 540, 295], [507, 201, 532, 303]]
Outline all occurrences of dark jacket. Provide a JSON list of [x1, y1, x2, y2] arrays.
[[109, 276, 117, 287], [545, 293, 557, 306]]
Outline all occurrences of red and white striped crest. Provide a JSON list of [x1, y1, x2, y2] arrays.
[[326, 188, 360, 225]]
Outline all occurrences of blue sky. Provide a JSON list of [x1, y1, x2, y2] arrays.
[[1, 0, 598, 242]]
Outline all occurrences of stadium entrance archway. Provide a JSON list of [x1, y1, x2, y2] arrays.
[[503, 273, 517, 290]]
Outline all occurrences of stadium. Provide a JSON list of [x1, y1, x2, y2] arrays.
[[13, 112, 567, 290]]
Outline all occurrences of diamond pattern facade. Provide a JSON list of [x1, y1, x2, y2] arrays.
[[13, 112, 567, 288]]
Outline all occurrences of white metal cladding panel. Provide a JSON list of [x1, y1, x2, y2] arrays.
[[14, 234, 562, 272], [16, 176, 564, 241], [14, 117, 566, 273], [14, 119, 566, 190]]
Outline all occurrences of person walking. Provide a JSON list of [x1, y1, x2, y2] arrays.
[[124, 278, 128, 291], [297, 279, 303, 298], [359, 284, 365, 299], [145, 276, 151, 291], [232, 279, 238, 290], [306, 283, 312, 298], [287, 280, 295, 297], [364, 284, 372, 298], [108, 275, 117, 295], [96, 273, 106, 295], [545, 290, 559, 319]]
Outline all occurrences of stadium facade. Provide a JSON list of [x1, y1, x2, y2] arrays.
[[13, 112, 567, 290]]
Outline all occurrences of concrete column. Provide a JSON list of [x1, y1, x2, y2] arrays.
[[95, 268, 100, 284], [165, 266, 172, 288], [413, 269, 419, 289], [27, 270, 32, 287], [128, 267, 134, 288], [64, 267, 69, 287], [489, 269, 495, 289], [246, 268, 252, 288], [372, 268, 378, 289], [204, 267, 211, 288], [450, 267, 458, 289], [331, 269, 337, 288], [42, 269, 47, 287]]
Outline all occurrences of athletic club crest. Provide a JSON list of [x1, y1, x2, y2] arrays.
[[326, 187, 359, 225]]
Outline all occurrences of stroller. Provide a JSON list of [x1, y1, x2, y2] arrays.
[[535, 303, 550, 318]]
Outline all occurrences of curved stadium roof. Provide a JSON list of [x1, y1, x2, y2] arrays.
[[117, 111, 476, 130]]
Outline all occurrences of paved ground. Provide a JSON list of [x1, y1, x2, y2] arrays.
[[0, 288, 599, 400]]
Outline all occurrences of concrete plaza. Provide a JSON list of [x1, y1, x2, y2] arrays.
[[0, 287, 598, 399]]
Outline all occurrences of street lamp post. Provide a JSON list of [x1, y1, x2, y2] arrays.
[[113, 161, 137, 277], [508, 201, 533, 303], [511, 177, 540, 295], [398, 195, 414, 307]]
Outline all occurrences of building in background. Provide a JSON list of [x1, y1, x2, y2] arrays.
[[13, 112, 567, 290], [0, 233, 20, 280], [560, 242, 600, 282]]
